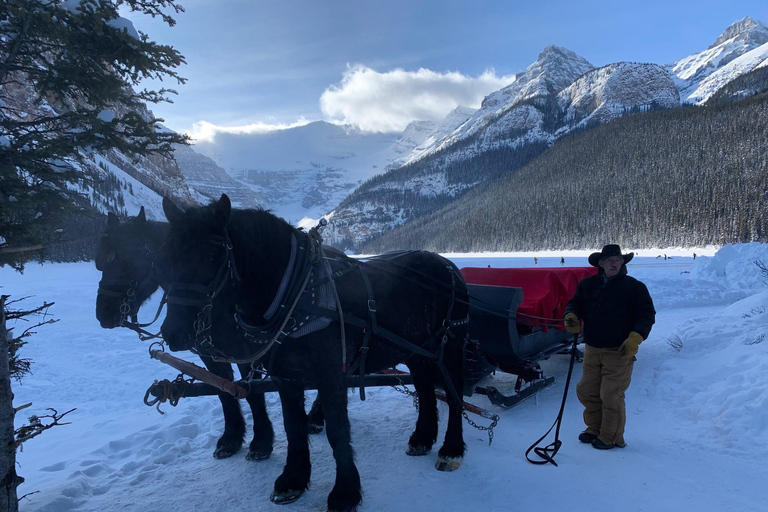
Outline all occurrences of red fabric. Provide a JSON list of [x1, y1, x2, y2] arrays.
[[460, 267, 598, 328]]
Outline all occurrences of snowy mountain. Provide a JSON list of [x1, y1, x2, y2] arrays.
[[322, 56, 682, 250], [189, 121, 434, 224], [668, 17, 768, 103], [400, 46, 595, 166]]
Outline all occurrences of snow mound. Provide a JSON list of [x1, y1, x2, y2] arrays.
[[691, 242, 768, 291]]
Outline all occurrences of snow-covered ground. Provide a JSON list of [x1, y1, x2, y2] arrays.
[[3, 243, 768, 512]]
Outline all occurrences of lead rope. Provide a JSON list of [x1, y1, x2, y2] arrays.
[[525, 334, 579, 466]]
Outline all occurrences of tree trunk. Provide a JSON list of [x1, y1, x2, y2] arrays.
[[0, 296, 20, 512]]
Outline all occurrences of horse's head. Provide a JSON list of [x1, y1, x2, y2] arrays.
[[95, 207, 163, 328], [160, 194, 235, 352]]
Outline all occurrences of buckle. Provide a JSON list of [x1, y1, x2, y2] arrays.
[[367, 300, 376, 312]]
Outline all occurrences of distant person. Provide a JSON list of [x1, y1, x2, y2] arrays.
[[534, 257, 538, 265], [560, 256, 565, 266], [664, 254, 667, 260], [563, 244, 656, 450], [693, 252, 697, 260]]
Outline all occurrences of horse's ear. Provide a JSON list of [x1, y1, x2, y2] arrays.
[[136, 206, 146, 224], [163, 196, 184, 224], [107, 212, 120, 227], [215, 194, 232, 226]]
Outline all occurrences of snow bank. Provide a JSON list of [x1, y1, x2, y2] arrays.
[[691, 242, 768, 291]]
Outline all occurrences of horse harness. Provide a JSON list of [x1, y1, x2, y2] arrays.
[[97, 236, 167, 340], [167, 223, 470, 410]]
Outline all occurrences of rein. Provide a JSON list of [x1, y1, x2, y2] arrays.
[[525, 334, 580, 466]]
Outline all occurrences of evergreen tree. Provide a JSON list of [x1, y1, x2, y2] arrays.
[[0, 1, 188, 509], [0, 0, 189, 269]]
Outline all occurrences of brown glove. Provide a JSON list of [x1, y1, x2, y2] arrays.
[[618, 331, 643, 359], [564, 313, 581, 334]]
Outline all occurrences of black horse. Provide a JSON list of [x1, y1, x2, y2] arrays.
[[94, 207, 275, 460], [160, 194, 469, 512]]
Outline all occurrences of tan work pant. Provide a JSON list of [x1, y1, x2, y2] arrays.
[[576, 345, 635, 446]]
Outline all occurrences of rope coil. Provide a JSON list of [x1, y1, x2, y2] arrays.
[[143, 373, 194, 415]]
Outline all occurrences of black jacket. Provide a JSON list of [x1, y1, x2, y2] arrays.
[[565, 266, 656, 349]]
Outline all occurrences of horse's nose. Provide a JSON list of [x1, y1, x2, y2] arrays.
[[96, 300, 120, 329]]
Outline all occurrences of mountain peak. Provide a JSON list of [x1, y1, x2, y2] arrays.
[[711, 17, 768, 48], [521, 45, 594, 92]]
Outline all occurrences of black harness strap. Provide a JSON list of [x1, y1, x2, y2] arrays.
[[356, 266, 377, 400]]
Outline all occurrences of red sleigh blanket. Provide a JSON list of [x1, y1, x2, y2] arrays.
[[460, 267, 597, 328]]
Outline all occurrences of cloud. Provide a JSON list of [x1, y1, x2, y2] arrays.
[[188, 118, 312, 143], [320, 65, 515, 132]]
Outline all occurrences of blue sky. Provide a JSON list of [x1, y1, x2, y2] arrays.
[[125, 0, 768, 138]]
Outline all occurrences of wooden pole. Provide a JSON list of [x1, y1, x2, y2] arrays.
[[149, 350, 248, 399], [0, 296, 20, 512]]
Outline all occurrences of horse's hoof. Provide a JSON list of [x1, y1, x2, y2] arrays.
[[308, 422, 324, 434], [435, 455, 462, 472], [245, 449, 271, 461], [270, 489, 304, 505], [213, 446, 241, 459], [406, 445, 431, 456], [329, 506, 358, 512]]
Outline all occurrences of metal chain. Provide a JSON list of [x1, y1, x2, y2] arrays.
[[392, 383, 498, 446], [462, 410, 498, 446], [391, 384, 419, 410]]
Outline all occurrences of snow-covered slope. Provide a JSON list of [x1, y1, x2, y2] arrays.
[[684, 41, 768, 103], [668, 17, 768, 103], [557, 62, 680, 129]]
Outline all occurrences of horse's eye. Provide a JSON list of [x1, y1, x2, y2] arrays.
[[106, 250, 116, 263]]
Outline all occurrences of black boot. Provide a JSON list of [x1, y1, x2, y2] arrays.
[[591, 438, 615, 450], [578, 431, 597, 444]]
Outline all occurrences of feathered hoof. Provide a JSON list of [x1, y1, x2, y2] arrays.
[[435, 455, 462, 472], [270, 489, 305, 505], [308, 422, 325, 435], [245, 448, 271, 461], [406, 444, 431, 456], [212, 445, 241, 459]]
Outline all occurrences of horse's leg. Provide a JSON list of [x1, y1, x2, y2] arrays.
[[199, 356, 244, 459], [307, 396, 325, 434], [236, 363, 274, 461], [270, 379, 311, 505], [314, 350, 361, 512], [434, 336, 466, 472], [405, 359, 438, 456]]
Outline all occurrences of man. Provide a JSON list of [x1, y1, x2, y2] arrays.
[[564, 244, 655, 450]]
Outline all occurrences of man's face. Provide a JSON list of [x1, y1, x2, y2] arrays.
[[599, 255, 624, 277]]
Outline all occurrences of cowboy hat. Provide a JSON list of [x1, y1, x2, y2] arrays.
[[588, 244, 634, 267]]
